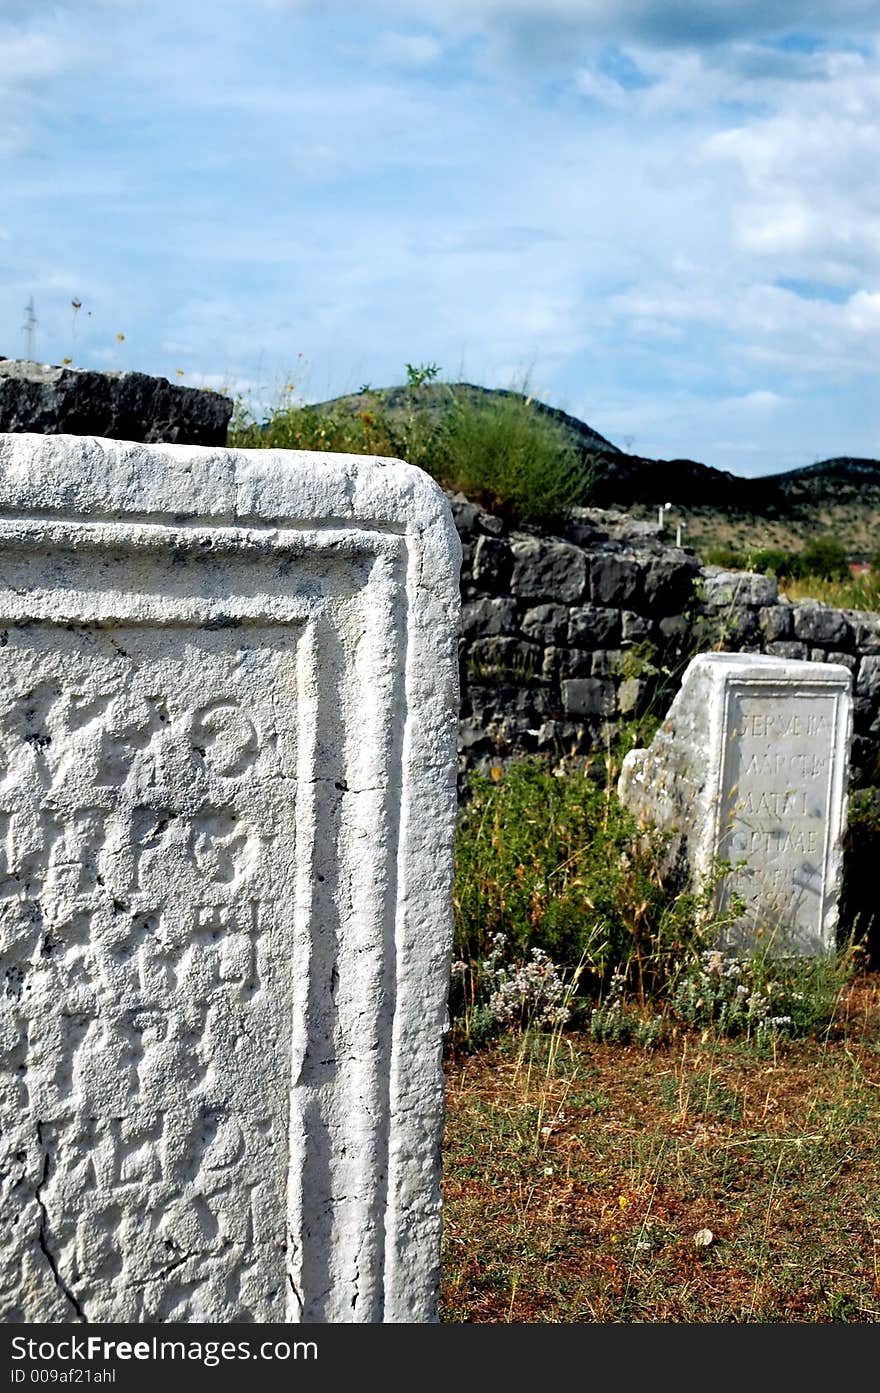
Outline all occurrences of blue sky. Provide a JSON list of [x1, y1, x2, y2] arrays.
[[3, 0, 880, 477]]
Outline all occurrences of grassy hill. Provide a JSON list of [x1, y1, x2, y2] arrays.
[[613, 456, 880, 558], [240, 379, 880, 558]]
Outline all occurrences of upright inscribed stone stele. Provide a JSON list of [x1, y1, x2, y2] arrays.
[[0, 433, 460, 1322], [618, 653, 852, 955]]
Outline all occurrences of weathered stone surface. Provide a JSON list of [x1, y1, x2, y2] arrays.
[[759, 604, 791, 641], [461, 597, 519, 638], [476, 509, 505, 536], [702, 569, 778, 608], [589, 649, 617, 677], [521, 604, 569, 645], [850, 612, 880, 653], [719, 607, 760, 644], [621, 611, 652, 644], [828, 651, 857, 672], [446, 492, 481, 537], [0, 360, 232, 445], [793, 603, 850, 646], [657, 613, 691, 643], [472, 535, 513, 588], [566, 506, 662, 546], [589, 553, 643, 608], [766, 640, 809, 660], [555, 648, 592, 679], [0, 433, 460, 1323], [617, 678, 643, 714], [567, 604, 621, 648], [618, 653, 852, 955], [641, 551, 700, 612], [562, 678, 615, 717], [857, 655, 880, 697], [510, 538, 587, 603]]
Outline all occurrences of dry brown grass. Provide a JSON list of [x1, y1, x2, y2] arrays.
[[440, 973, 880, 1322]]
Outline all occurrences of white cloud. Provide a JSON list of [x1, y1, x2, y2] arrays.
[[372, 32, 443, 67], [4, 0, 880, 478], [740, 389, 787, 408], [0, 29, 79, 83]]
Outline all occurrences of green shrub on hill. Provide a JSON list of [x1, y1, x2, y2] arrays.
[[705, 536, 853, 586], [230, 368, 591, 528], [796, 535, 850, 581], [435, 390, 588, 528]]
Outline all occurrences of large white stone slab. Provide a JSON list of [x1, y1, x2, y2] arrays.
[[0, 433, 460, 1323], [618, 653, 852, 955]]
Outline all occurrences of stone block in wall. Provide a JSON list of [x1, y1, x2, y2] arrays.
[[447, 493, 481, 537], [516, 687, 556, 720], [622, 611, 652, 644], [766, 641, 809, 660], [534, 720, 565, 750], [472, 535, 513, 588], [568, 604, 621, 647], [510, 537, 587, 603], [589, 553, 643, 608], [476, 509, 505, 536], [722, 607, 760, 644], [793, 604, 850, 646], [0, 359, 232, 445], [701, 568, 778, 608], [459, 719, 493, 752], [521, 603, 570, 645], [460, 597, 520, 638], [857, 655, 880, 698], [467, 684, 514, 724], [566, 507, 661, 547], [850, 613, 880, 653], [759, 605, 791, 641], [561, 677, 615, 717], [590, 649, 619, 676], [541, 646, 560, 680], [642, 551, 700, 612], [828, 652, 858, 672], [617, 678, 643, 714], [556, 648, 593, 679]]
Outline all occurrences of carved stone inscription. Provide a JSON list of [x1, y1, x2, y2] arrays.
[[618, 654, 852, 959], [718, 687, 838, 952], [0, 622, 299, 1321]]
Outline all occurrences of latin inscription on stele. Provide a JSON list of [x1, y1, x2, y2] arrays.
[[0, 435, 461, 1324], [2, 624, 299, 1320], [718, 688, 841, 951], [618, 654, 852, 956]]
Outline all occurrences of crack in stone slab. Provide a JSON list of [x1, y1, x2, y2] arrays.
[[35, 1122, 87, 1323]]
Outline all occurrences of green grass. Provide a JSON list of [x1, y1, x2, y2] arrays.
[[438, 389, 587, 527], [451, 759, 861, 1053], [783, 573, 880, 610], [229, 367, 591, 528]]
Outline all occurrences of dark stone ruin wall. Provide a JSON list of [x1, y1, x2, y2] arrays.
[[0, 358, 233, 446], [449, 494, 880, 790]]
